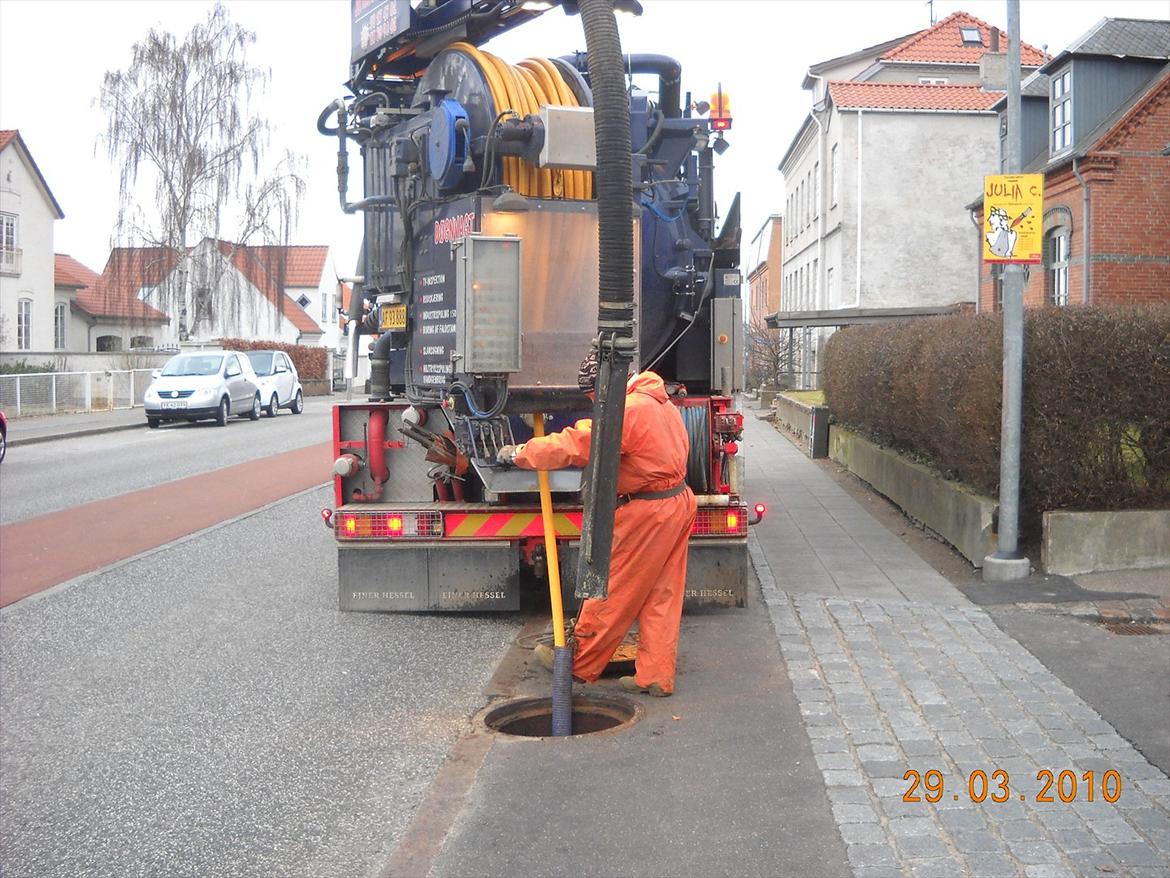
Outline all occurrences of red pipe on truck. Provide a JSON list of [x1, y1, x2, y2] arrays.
[[352, 410, 389, 502]]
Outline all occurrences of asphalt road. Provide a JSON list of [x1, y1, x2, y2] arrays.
[[0, 397, 335, 525], [0, 484, 521, 878]]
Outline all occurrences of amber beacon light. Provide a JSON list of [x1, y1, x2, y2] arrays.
[[710, 85, 732, 131]]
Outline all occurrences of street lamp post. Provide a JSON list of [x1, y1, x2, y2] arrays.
[[983, 0, 1032, 582]]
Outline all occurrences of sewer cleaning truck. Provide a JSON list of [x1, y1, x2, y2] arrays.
[[319, 0, 757, 613]]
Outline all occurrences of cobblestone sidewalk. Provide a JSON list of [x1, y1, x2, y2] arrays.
[[753, 535, 1170, 878]]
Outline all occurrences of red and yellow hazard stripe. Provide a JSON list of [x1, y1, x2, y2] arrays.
[[445, 511, 583, 539]]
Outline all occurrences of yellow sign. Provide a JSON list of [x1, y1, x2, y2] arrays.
[[380, 303, 407, 331], [983, 174, 1043, 264]]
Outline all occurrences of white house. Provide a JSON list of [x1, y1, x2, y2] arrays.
[[89, 239, 326, 348], [54, 253, 170, 352], [773, 12, 1047, 386], [0, 130, 64, 354]]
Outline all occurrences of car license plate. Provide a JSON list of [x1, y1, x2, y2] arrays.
[[381, 304, 408, 331], [162, 400, 187, 409]]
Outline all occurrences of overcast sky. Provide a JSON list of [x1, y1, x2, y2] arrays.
[[2, 0, 1166, 281]]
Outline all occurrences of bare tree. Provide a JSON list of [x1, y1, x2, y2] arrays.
[[746, 313, 804, 390], [97, 2, 304, 340]]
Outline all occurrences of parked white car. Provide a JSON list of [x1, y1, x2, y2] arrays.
[[144, 352, 261, 428], [245, 350, 305, 418]]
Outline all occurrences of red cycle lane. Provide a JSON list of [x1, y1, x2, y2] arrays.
[[0, 442, 333, 607]]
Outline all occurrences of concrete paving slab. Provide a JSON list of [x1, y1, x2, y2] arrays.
[[428, 586, 849, 878]]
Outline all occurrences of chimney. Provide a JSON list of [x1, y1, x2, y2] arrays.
[[981, 28, 1008, 92]]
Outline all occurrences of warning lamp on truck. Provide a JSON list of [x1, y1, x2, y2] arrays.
[[709, 86, 732, 131]]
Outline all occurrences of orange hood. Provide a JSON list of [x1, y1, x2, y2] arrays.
[[626, 371, 667, 402]]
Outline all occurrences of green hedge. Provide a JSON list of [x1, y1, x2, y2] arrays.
[[219, 338, 329, 380], [823, 305, 1170, 538]]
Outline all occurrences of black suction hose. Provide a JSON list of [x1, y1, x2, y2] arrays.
[[575, 0, 635, 606]]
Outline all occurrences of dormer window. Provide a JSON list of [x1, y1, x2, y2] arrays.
[[959, 26, 983, 46], [1051, 70, 1072, 152]]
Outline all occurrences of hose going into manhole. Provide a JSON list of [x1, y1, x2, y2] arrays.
[[533, 413, 572, 736]]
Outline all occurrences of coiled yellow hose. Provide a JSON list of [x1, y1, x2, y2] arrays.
[[449, 43, 593, 200]]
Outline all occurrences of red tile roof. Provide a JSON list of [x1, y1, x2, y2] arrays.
[[215, 242, 323, 335], [69, 248, 172, 322], [54, 254, 101, 289], [882, 11, 1048, 66], [829, 81, 1003, 112], [0, 130, 16, 150], [249, 245, 328, 287]]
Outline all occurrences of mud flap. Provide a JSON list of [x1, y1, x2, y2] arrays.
[[338, 542, 520, 612], [556, 540, 747, 612]]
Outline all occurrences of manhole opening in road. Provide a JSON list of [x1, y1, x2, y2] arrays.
[[1100, 621, 1166, 636], [483, 694, 641, 739]]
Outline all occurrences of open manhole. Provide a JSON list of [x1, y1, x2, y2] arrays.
[[483, 693, 642, 738]]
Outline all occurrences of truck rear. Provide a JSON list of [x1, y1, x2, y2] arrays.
[[322, 0, 752, 613]]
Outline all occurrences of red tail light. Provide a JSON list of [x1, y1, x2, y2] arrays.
[[692, 505, 748, 537], [337, 511, 444, 540]]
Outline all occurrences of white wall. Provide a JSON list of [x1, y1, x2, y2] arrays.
[[0, 141, 56, 353], [858, 111, 996, 307]]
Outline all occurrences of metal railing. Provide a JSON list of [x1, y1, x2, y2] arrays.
[[0, 369, 157, 417]]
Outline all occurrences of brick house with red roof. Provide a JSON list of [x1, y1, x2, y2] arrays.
[[1, 130, 64, 353], [970, 18, 1170, 312], [772, 12, 1045, 388]]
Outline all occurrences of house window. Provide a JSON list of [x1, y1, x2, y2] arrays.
[[918, 77, 949, 85], [96, 335, 123, 352], [830, 144, 839, 206], [992, 265, 1004, 312], [1046, 228, 1070, 307], [321, 288, 331, 323], [296, 293, 311, 309], [812, 259, 819, 309], [131, 335, 154, 349], [826, 267, 834, 307], [54, 302, 67, 349], [17, 297, 32, 350], [959, 26, 982, 46], [0, 212, 18, 275], [1051, 70, 1072, 152]]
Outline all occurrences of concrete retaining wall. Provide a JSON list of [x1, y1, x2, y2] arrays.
[[1043, 510, 1170, 576], [772, 395, 830, 458], [829, 425, 996, 567]]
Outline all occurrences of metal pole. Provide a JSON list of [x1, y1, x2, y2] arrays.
[[985, 0, 1030, 581]]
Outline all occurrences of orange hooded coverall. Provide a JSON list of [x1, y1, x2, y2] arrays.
[[514, 372, 697, 693]]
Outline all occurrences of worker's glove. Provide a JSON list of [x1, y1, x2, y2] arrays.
[[496, 444, 523, 466]]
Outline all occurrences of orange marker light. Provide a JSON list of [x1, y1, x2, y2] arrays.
[[387, 515, 405, 536], [344, 516, 357, 536], [710, 86, 732, 131], [726, 512, 739, 531]]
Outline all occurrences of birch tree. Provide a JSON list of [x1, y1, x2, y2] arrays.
[[98, 2, 304, 338]]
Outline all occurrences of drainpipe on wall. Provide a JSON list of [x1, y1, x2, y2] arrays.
[[853, 108, 863, 308], [1071, 157, 1091, 304], [970, 209, 983, 313]]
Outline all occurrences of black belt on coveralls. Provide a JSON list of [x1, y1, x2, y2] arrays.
[[616, 481, 688, 508]]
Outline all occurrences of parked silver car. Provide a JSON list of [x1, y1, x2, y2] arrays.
[[245, 350, 305, 418], [144, 352, 261, 428]]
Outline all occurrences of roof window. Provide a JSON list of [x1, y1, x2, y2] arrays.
[[959, 26, 983, 46]]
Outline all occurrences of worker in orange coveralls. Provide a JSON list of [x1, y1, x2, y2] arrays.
[[497, 353, 697, 696]]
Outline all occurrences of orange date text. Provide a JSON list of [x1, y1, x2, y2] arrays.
[[902, 769, 1123, 804]]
